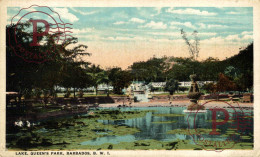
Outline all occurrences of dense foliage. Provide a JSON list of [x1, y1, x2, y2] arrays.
[[164, 79, 179, 95], [7, 23, 90, 98], [130, 43, 253, 92], [6, 22, 253, 97], [108, 67, 133, 94]]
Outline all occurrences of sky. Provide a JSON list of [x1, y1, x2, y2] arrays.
[[7, 7, 253, 69]]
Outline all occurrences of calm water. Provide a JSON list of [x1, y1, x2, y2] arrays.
[[81, 107, 253, 146]]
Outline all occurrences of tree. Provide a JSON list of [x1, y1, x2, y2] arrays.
[[224, 66, 240, 79], [223, 43, 253, 91], [178, 86, 188, 93], [166, 57, 201, 81], [202, 83, 217, 94], [60, 63, 91, 98], [216, 73, 236, 92], [181, 29, 200, 60], [200, 57, 222, 81], [108, 68, 132, 94], [7, 22, 43, 99], [130, 57, 168, 82], [6, 22, 90, 100], [165, 79, 179, 95], [85, 65, 108, 96]]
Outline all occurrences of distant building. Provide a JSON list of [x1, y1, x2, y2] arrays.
[[148, 81, 215, 89], [56, 84, 113, 93], [127, 81, 150, 102], [56, 81, 214, 94], [179, 81, 215, 87], [150, 82, 166, 88], [129, 81, 146, 91], [97, 84, 113, 91]]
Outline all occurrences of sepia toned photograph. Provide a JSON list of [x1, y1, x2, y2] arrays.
[[1, 1, 259, 156]]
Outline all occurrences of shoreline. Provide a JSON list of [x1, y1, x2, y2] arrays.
[[7, 100, 253, 123], [99, 100, 253, 109]]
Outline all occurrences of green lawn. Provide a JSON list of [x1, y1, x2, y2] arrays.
[[37, 93, 128, 98], [151, 92, 187, 96]]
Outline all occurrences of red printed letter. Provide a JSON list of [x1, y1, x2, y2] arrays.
[[29, 20, 49, 46], [209, 108, 229, 135]]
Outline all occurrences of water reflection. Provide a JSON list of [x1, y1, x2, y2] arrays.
[[81, 135, 136, 145], [82, 107, 253, 146]]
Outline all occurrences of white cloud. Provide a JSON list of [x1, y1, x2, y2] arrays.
[[53, 8, 79, 22], [198, 23, 206, 29], [170, 21, 196, 29], [7, 14, 20, 23], [140, 21, 167, 29], [149, 38, 172, 43], [199, 32, 217, 36], [226, 34, 240, 41], [114, 18, 145, 25], [148, 32, 180, 36], [242, 34, 253, 40], [70, 8, 98, 15], [169, 25, 178, 29], [76, 34, 101, 41], [151, 7, 162, 17], [201, 36, 225, 44], [225, 34, 253, 41], [129, 18, 145, 23], [73, 28, 95, 34], [148, 38, 183, 43], [208, 24, 228, 28], [147, 31, 216, 37], [113, 21, 126, 25], [227, 11, 240, 15], [26, 7, 37, 12], [105, 36, 144, 41], [201, 34, 253, 45], [8, 7, 37, 23], [167, 8, 217, 16], [197, 23, 229, 29], [105, 36, 183, 43], [241, 31, 253, 35], [9, 7, 20, 12]]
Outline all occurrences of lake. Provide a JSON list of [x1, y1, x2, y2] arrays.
[[81, 107, 253, 149], [6, 106, 253, 150]]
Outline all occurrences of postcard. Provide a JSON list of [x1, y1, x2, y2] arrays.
[[0, 0, 259, 156]]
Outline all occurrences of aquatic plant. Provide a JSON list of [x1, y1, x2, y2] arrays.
[[153, 113, 185, 117], [152, 121, 177, 124]]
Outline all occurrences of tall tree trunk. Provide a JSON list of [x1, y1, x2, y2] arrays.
[[74, 87, 76, 98], [53, 86, 56, 99], [107, 83, 110, 97], [95, 85, 98, 96], [95, 85, 98, 104]]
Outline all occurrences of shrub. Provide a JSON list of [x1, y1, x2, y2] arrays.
[[64, 89, 71, 98], [187, 92, 201, 100], [78, 90, 84, 98], [187, 103, 205, 110]]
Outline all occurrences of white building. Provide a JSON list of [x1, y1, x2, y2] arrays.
[[150, 82, 166, 88], [179, 81, 215, 87]]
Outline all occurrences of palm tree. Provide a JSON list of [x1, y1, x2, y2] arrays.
[[86, 65, 108, 104]]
